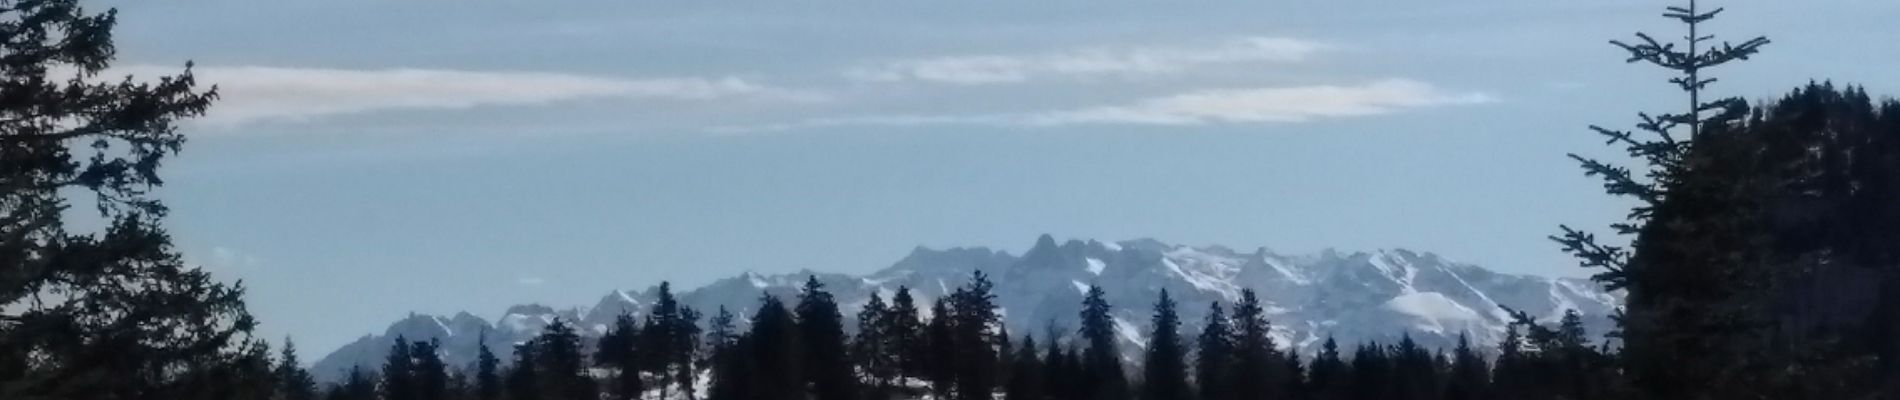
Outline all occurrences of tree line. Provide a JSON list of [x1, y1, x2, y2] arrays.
[[279, 272, 1621, 400], [13, 0, 1900, 399]]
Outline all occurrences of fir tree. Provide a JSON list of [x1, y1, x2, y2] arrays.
[[950, 271, 1001, 400], [1551, 1, 1770, 398], [797, 276, 859, 400], [412, 340, 451, 400], [854, 292, 895, 398], [705, 306, 745, 400], [885, 286, 926, 382], [641, 282, 695, 400], [1348, 342, 1389, 400], [277, 338, 319, 400], [925, 298, 959, 398], [1195, 302, 1234, 400], [534, 320, 595, 400], [1443, 334, 1488, 400], [384, 336, 418, 400], [743, 294, 804, 400], [598, 314, 644, 400], [1005, 334, 1045, 400], [1042, 333, 1074, 400], [1078, 285, 1130, 400], [1228, 290, 1278, 400], [1140, 290, 1190, 400], [475, 331, 502, 400], [506, 341, 540, 400], [1308, 337, 1347, 400], [704, 306, 743, 400], [343, 366, 378, 400]]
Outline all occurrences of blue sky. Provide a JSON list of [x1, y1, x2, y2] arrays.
[[96, 0, 1900, 354]]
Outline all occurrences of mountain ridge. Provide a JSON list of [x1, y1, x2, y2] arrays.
[[310, 235, 1621, 383]]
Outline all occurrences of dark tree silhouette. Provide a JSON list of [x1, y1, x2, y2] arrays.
[[0, 2, 255, 399], [1140, 290, 1189, 400]]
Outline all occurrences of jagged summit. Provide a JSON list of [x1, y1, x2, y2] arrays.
[[310, 235, 1621, 383]]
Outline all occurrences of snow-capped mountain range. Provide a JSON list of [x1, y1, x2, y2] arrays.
[[310, 235, 1621, 382]]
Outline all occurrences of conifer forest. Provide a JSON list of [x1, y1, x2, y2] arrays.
[[8, 1, 1900, 399]]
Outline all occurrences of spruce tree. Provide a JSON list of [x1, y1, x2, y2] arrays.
[[533, 320, 595, 400], [475, 331, 502, 400], [1307, 337, 1347, 400], [925, 298, 959, 398], [598, 314, 644, 400], [277, 338, 320, 400], [885, 286, 926, 382], [412, 340, 451, 400], [343, 366, 378, 400], [1078, 285, 1130, 400], [1141, 290, 1190, 400], [743, 294, 803, 400], [506, 341, 540, 400], [1005, 334, 1044, 400], [1347, 343, 1390, 400], [705, 306, 744, 400], [1228, 290, 1277, 400], [1195, 302, 1233, 400], [796, 276, 859, 400], [950, 271, 1001, 400], [384, 336, 418, 400], [1443, 334, 1488, 400], [0, 2, 256, 399], [1551, 1, 1770, 398], [641, 282, 689, 400], [854, 292, 895, 398]]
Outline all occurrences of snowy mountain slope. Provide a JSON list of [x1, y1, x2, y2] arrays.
[[311, 235, 1621, 382]]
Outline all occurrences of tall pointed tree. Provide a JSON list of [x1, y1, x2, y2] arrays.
[[506, 340, 540, 400], [1550, 1, 1770, 398], [855, 292, 895, 398], [797, 276, 859, 400], [1078, 285, 1130, 400], [475, 331, 501, 400], [705, 306, 744, 400], [1228, 290, 1278, 400], [1005, 334, 1044, 400], [1141, 290, 1190, 400], [411, 339, 450, 400], [950, 271, 1001, 400], [534, 320, 595, 400], [1307, 337, 1347, 400], [1195, 302, 1234, 400], [597, 314, 644, 400], [1443, 333, 1489, 400], [384, 336, 418, 400], [743, 294, 803, 400], [885, 286, 926, 381], [277, 338, 319, 400]]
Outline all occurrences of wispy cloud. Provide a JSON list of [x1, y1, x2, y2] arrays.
[[1027, 79, 1495, 125], [711, 79, 1492, 133], [844, 37, 1328, 85], [516, 276, 547, 286], [112, 65, 824, 128]]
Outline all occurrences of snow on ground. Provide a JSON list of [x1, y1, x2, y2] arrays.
[[1085, 258, 1106, 275], [1113, 316, 1147, 349], [1383, 292, 1483, 334]]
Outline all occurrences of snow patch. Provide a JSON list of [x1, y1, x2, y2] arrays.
[[1113, 316, 1147, 349], [1383, 292, 1483, 334], [1072, 280, 1090, 294], [1086, 258, 1106, 275]]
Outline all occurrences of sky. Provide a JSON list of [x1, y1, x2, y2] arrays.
[[92, 0, 1900, 356]]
